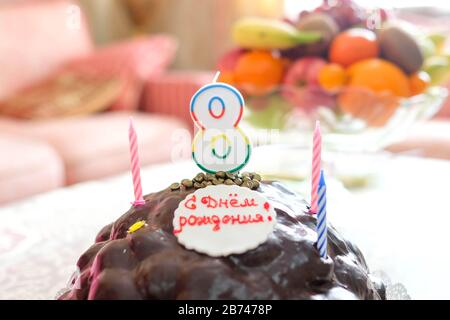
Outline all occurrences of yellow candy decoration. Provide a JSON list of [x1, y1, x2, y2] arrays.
[[127, 220, 146, 234]]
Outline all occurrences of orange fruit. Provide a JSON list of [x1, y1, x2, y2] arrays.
[[329, 28, 379, 67], [338, 87, 399, 127], [409, 71, 430, 96], [217, 71, 235, 85], [318, 63, 347, 92], [234, 50, 284, 96], [347, 58, 410, 97]]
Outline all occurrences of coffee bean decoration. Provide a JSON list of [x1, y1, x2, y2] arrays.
[[194, 173, 205, 183], [216, 171, 226, 179], [252, 173, 262, 182], [169, 182, 180, 190], [181, 179, 193, 188], [224, 179, 234, 185], [169, 172, 263, 190], [241, 172, 251, 178], [193, 182, 203, 189], [242, 176, 251, 183], [242, 180, 253, 189], [225, 172, 235, 180]]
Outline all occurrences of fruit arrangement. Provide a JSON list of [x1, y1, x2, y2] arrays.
[[217, 0, 450, 132]]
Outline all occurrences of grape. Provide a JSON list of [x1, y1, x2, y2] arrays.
[[300, 0, 368, 31]]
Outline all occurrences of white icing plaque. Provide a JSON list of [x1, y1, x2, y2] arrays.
[[173, 185, 276, 257]]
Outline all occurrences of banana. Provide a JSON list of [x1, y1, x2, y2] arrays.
[[232, 17, 321, 50]]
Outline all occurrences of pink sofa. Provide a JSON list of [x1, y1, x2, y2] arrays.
[[0, 0, 92, 101], [0, 0, 209, 205], [0, 133, 64, 204], [0, 113, 189, 185]]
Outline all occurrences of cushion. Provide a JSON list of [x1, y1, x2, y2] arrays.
[[144, 71, 214, 129], [0, 0, 93, 100], [0, 35, 178, 118], [66, 35, 178, 111], [0, 112, 190, 185], [0, 71, 122, 119], [0, 134, 64, 205]]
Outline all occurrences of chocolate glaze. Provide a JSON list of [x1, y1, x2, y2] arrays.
[[60, 181, 385, 300]]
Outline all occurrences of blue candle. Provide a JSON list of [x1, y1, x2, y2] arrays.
[[317, 170, 327, 259]]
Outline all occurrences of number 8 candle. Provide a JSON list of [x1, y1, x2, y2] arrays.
[[190, 78, 252, 173]]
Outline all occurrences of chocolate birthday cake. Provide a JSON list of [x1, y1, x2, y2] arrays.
[[59, 172, 385, 300]]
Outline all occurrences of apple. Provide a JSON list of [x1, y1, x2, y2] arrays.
[[282, 57, 335, 112], [216, 47, 247, 85], [217, 47, 246, 72]]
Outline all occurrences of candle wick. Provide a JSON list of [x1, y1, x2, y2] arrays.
[[129, 116, 134, 131], [315, 120, 321, 133], [212, 71, 221, 83]]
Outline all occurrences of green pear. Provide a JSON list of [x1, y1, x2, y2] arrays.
[[423, 55, 450, 85], [418, 37, 436, 59], [245, 94, 292, 129], [427, 33, 447, 54]]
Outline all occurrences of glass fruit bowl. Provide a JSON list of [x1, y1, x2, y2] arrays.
[[241, 85, 448, 152]]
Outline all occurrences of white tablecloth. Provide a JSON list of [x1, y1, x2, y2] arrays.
[[0, 155, 449, 299]]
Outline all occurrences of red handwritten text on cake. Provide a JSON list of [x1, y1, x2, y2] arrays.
[[173, 185, 276, 257], [174, 193, 271, 234]]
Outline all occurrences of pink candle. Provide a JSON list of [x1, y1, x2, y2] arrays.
[[129, 117, 145, 206], [310, 120, 321, 214]]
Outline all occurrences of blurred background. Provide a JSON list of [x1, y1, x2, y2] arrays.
[[4, 0, 450, 300], [1, 0, 450, 205]]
